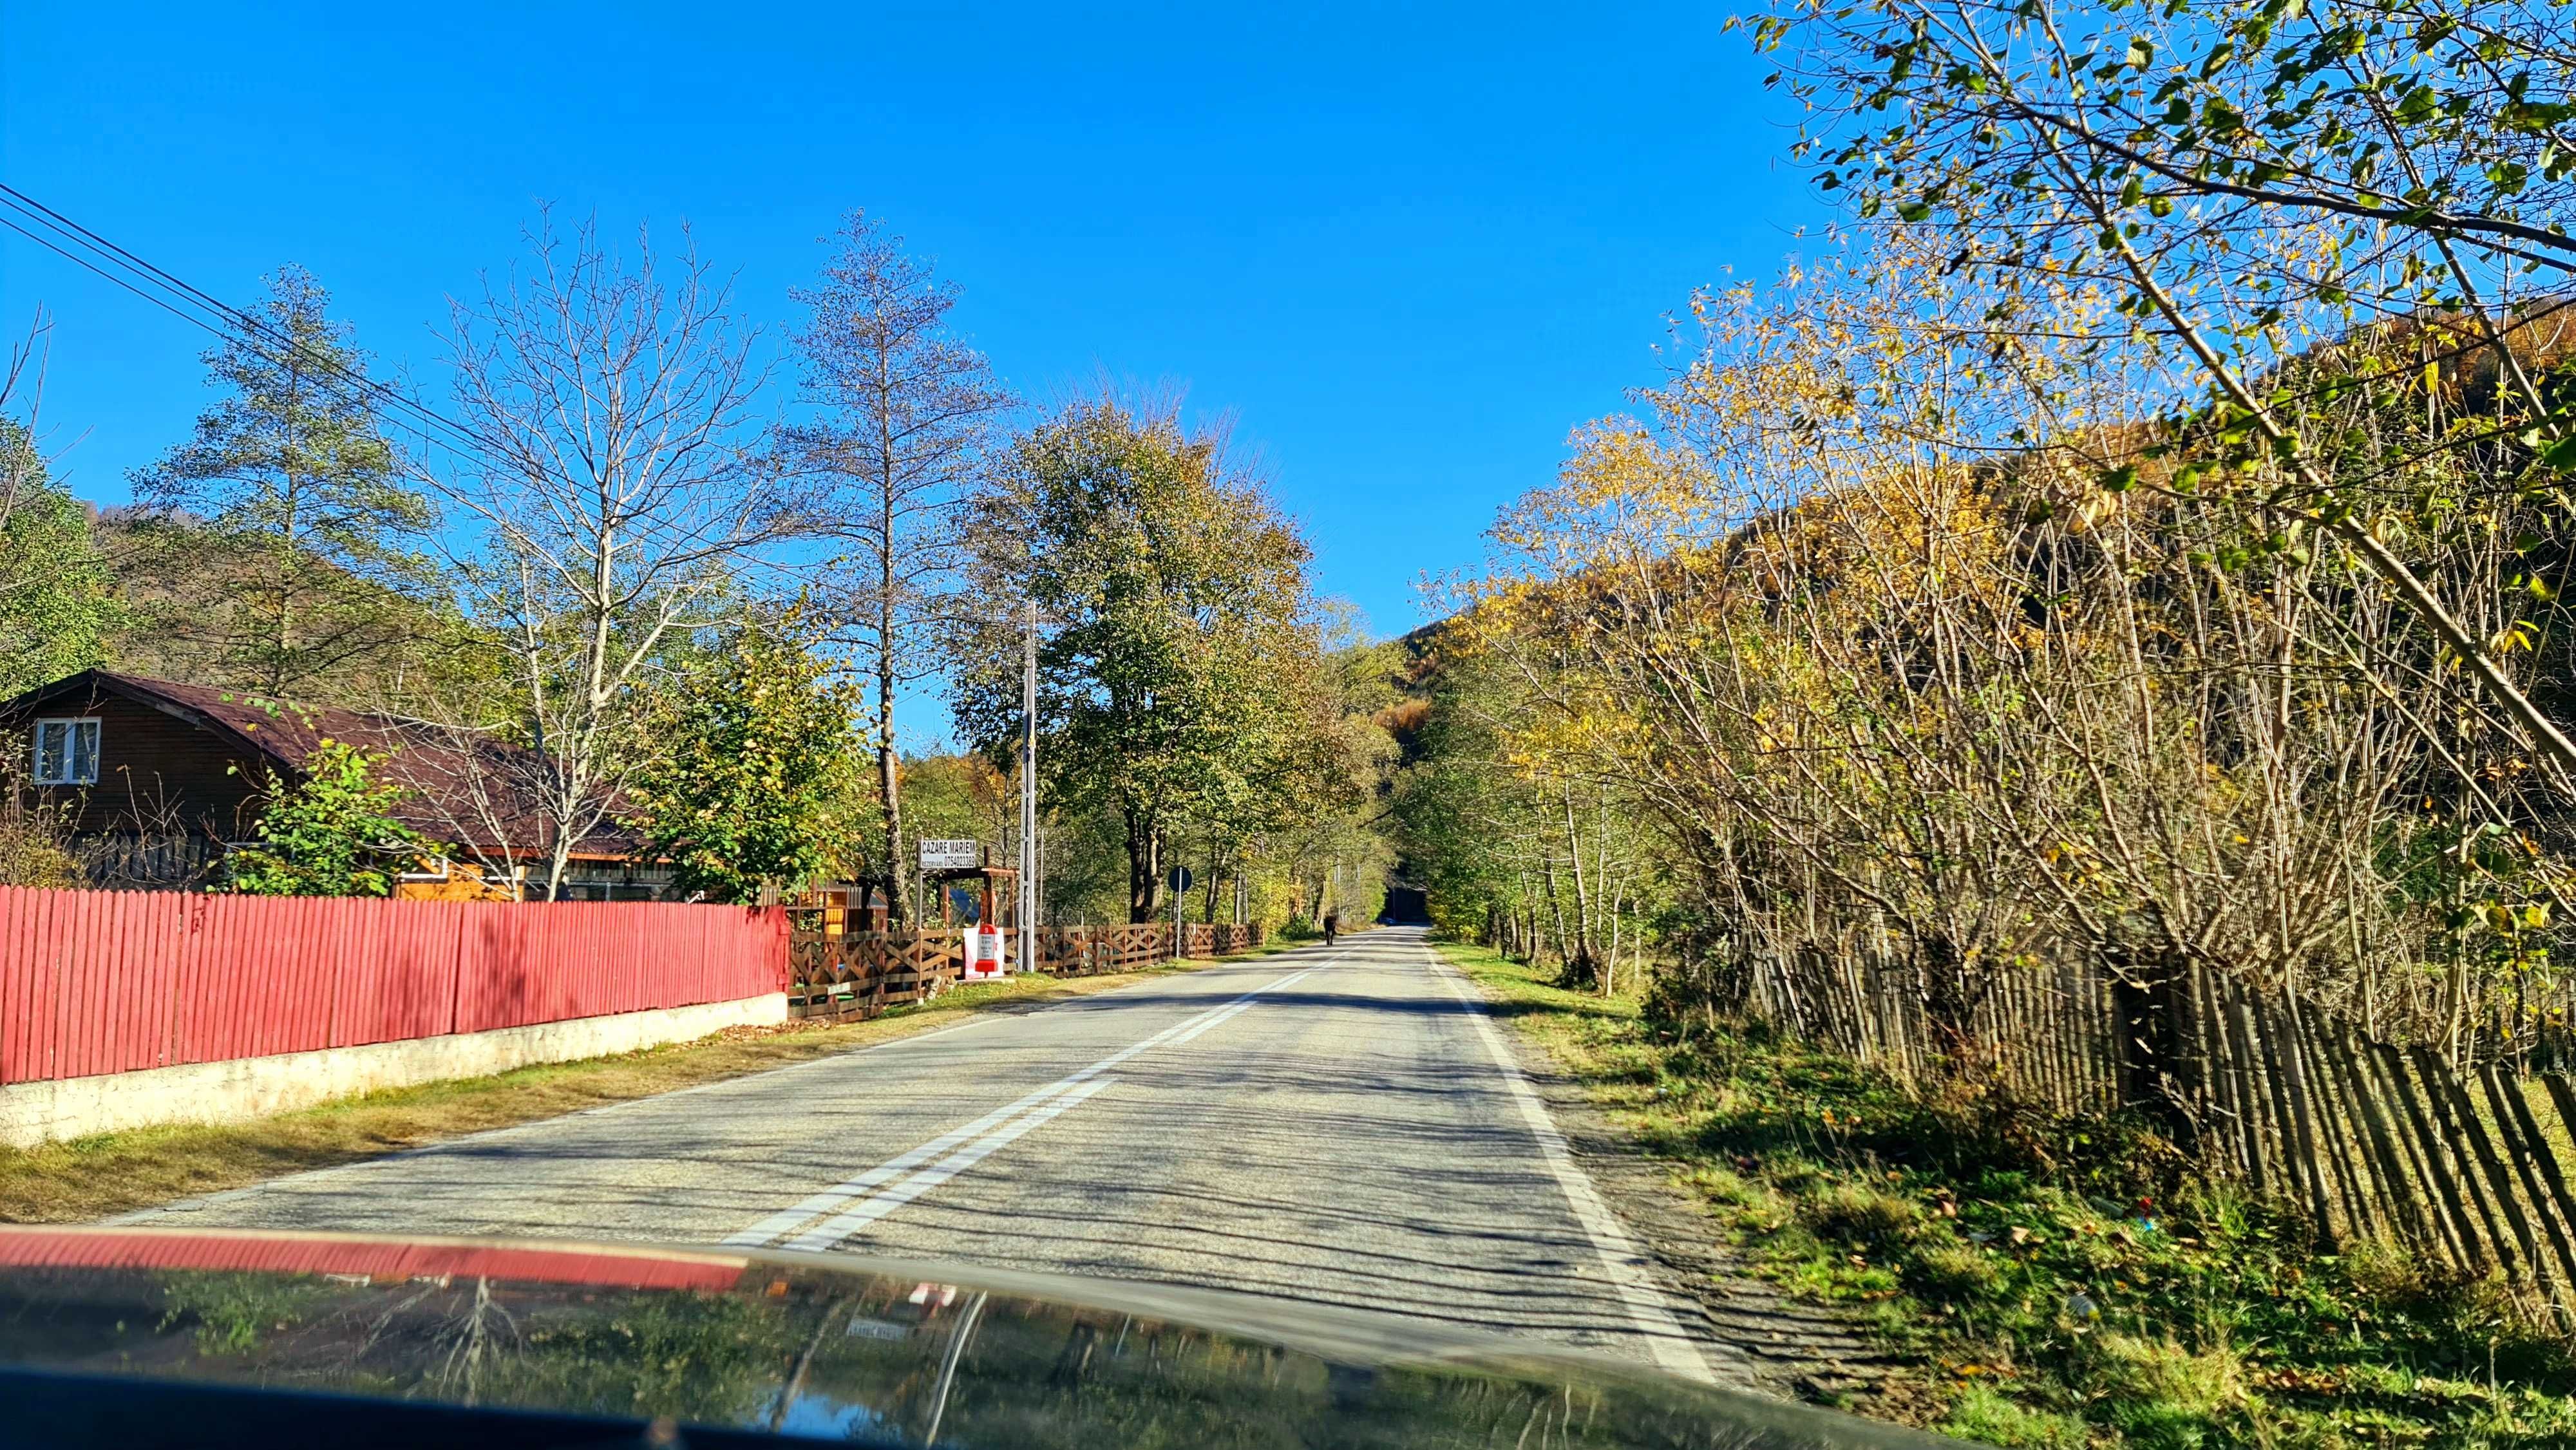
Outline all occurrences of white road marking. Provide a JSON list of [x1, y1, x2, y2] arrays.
[[720, 1082, 1072, 1247], [726, 961, 1325, 1248], [1426, 950, 1718, 1385], [123, 1011, 1013, 1232], [1163, 999, 1258, 1046], [783, 1077, 1119, 1251]]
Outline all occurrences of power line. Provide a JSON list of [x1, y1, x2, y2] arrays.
[[0, 182, 516, 474], [0, 184, 498, 463]]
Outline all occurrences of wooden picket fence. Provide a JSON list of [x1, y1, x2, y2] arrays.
[[786, 922, 1264, 1021], [1750, 947, 2576, 1309]]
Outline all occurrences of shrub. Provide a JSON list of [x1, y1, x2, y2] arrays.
[[226, 740, 433, 898], [0, 768, 80, 889]]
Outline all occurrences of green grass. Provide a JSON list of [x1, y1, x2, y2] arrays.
[[1439, 940, 2576, 1449]]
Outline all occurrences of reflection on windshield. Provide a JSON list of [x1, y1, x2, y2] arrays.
[[0, 1230, 1942, 1449]]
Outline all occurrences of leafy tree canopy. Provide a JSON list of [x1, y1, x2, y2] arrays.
[[625, 616, 865, 905], [0, 419, 118, 698], [955, 398, 1332, 921]]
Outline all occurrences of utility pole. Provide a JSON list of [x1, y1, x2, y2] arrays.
[[1020, 598, 1037, 976]]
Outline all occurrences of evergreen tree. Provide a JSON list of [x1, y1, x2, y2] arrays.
[[130, 266, 435, 699]]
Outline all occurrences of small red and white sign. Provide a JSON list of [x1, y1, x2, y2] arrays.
[[965, 924, 1008, 979]]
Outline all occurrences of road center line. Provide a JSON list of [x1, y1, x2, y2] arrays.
[[782, 1077, 1119, 1252], [1162, 998, 1258, 1046], [725, 961, 1323, 1248], [720, 1083, 1070, 1247]]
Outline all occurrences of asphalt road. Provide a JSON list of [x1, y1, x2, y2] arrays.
[[158, 927, 1715, 1379]]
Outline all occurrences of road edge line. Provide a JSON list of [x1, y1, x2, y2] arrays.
[[1423, 946, 1718, 1385]]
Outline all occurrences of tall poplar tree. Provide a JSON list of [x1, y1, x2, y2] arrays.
[[786, 212, 1011, 927]]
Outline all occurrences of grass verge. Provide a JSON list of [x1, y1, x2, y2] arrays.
[[1, 952, 1265, 1227], [1438, 939, 2576, 1449]]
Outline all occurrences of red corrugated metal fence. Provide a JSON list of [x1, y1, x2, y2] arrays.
[[0, 887, 789, 1086]]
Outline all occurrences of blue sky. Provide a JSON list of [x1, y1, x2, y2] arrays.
[[2, 2, 1826, 735]]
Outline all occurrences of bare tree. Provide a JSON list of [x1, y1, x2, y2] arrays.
[[0, 309, 52, 525], [422, 212, 811, 898], [785, 211, 1010, 927]]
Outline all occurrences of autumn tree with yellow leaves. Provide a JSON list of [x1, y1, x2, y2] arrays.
[[1406, 228, 2576, 1062]]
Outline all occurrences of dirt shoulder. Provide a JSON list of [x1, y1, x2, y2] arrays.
[[3, 953, 1270, 1226]]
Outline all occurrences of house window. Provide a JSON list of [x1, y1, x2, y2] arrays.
[[31, 717, 99, 786]]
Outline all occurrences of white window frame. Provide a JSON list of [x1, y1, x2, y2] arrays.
[[397, 855, 453, 883], [30, 717, 100, 786]]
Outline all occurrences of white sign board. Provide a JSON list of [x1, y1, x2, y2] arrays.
[[918, 839, 980, 871]]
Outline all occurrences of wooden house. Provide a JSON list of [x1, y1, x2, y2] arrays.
[[0, 669, 662, 899]]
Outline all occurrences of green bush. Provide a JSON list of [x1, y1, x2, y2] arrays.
[[226, 740, 433, 898]]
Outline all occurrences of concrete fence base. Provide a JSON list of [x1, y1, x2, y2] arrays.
[[0, 992, 790, 1149]]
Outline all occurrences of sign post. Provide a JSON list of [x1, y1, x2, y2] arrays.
[[1166, 864, 1193, 961], [1021, 599, 1038, 982]]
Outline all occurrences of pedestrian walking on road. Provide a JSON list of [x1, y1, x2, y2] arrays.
[[1322, 910, 1339, 946]]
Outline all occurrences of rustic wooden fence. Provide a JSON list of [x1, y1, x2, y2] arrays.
[[71, 836, 229, 892], [1750, 947, 2576, 1308], [786, 922, 1264, 1021]]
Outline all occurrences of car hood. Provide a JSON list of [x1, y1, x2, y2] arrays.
[[0, 1226, 1967, 1449]]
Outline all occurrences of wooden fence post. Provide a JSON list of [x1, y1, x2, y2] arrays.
[[2251, 995, 2336, 1238], [2217, 980, 2270, 1198], [2379, 1043, 2494, 1272], [2290, 1003, 2379, 1244], [2327, 1024, 2439, 1257], [2479, 1065, 2576, 1293], [2414, 1046, 2540, 1279]]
